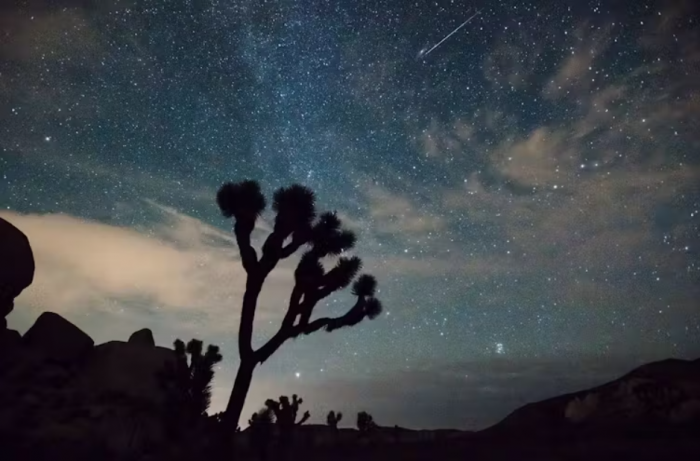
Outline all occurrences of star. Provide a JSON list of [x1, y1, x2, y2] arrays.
[[496, 343, 505, 355]]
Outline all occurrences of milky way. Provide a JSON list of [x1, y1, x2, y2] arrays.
[[1, 0, 699, 429]]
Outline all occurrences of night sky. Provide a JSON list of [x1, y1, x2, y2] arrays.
[[1, 0, 699, 430]]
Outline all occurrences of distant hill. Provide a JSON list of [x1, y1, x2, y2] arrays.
[[453, 358, 700, 460], [483, 357, 700, 437]]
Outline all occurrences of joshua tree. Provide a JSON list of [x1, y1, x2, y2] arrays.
[[248, 407, 275, 461], [159, 338, 223, 433], [265, 394, 310, 428], [327, 410, 343, 429], [216, 180, 383, 429], [263, 395, 309, 458], [357, 411, 376, 432]]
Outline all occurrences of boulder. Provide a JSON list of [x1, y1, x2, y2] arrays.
[[0, 328, 22, 372], [0, 217, 35, 319], [22, 312, 94, 364], [128, 328, 155, 347], [78, 340, 178, 406], [0, 327, 21, 350]]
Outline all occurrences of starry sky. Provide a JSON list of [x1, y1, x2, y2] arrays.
[[1, 0, 699, 430]]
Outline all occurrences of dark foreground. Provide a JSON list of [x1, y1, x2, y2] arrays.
[[2, 425, 700, 461]]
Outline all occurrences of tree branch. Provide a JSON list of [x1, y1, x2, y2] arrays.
[[280, 235, 308, 259], [254, 284, 304, 364], [238, 274, 264, 358], [234, 220, 258, 273], [259, 229, 287, 272], [297, 411, 310, 425], [239, 230, 291, 359], [295, 297, 364, 336]]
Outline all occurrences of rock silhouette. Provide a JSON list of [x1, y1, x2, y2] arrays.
[[0, 314, 179, 459], [0, 217, 35, 330], [128, 328, 156, 347], [23, 312, 94, 364]]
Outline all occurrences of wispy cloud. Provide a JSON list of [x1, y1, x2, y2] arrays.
[[542, 21, 613, 99], [363, 183, 445, 236], [483, 38, 543, 91]]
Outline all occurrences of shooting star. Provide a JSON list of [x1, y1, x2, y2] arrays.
[[417, 9, 481, 60]]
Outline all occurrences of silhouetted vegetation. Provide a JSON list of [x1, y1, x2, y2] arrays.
[[358, 411, 377, 433], [327, 410, 343, 429], [263, 394, 310, 459], [266, 394, 310, 427], [215, 180, 383, 430], [248, 407, 275, 461], [158, 338, 222, 448]]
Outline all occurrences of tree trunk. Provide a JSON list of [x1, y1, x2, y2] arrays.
[[239, 274, 264, 357], [225, 357, 257, 429]]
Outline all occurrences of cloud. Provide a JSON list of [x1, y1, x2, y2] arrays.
[[363, 183, 445, 236], [444, 164, 697, 268], [423, 54, 700, 306], [362, 253, 520, 280], [542, 22, 612, 99], [0, 8, 103, 64], [571, 84, 627, 139], [2, 203, 295, 335], [413, 109, 522, 164], [491, 127, 573, 188], [418, 118, 476, 161], [483, 40, 542, 91]]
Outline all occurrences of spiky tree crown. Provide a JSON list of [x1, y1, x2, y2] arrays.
[[249, 407, 275, 426], [216, 180, 384, 349], [265, 394, 310, 427], [273, 184, 316, 232], [217, 180, 266, 218], [357, 411, 376, 432], [161, 338, 223, 418], [327, 410, 343, 428]]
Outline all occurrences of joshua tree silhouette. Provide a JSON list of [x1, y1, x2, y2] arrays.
[[159, 338, 223, 429], [327, 410, 343, 429], [265, 394, 309, 457], [216, 180, 383, 430], [265, 394, 310, 428], [248, 407, 275, 461], [357, 411, 376, 432]]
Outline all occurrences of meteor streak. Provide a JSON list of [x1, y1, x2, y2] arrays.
[[417, 9, 480, 60]]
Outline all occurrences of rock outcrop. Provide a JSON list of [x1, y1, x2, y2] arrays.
[[22, 312, 95, 364], [0, 313, 178, 458], [0, 216, 35, 329], [78, 339, 177, 406], [129, 328, 156, 347]]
